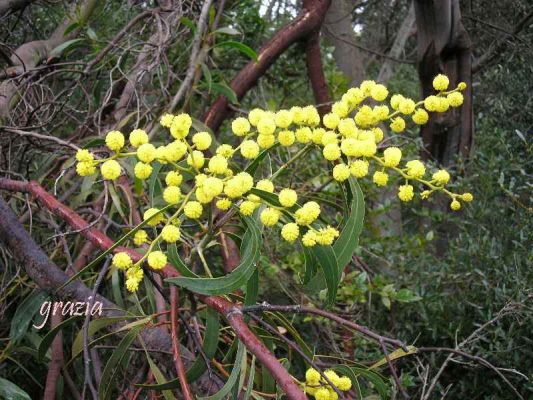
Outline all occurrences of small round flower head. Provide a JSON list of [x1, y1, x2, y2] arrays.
[[101, 160, 121, 180], [412, 108, 429, 125], [350, 160, 369, 178], [371, 83, 388, 101], [112, 252, 132, 270], [337, 376, 352, 391], [373, 171, 389, 186], [170, 113, 192, 139], [314, 388, 330, 400], [154, 146, 168, 164], [360, 80, 376, 96], [257, 117, 276, 135], [160, 113, 174, 128], [383, 147, 402, 167], [305, 368, 321, 386], [316, 226, 340, 245], [390, 94, 405, 110], [256, 179, 274, 193], [161, 224, 180, 243], [372, 127, 384, 143], [275, 109, 293, 128], [323, 112, 340, 130], [184, 201, 203, 219], [76, 149, 94, 162], [239, 200, 257, 216], [302, 230, 318, 247], [331, 101, 349, 118], [129, 129, 148, 147], [323, 370, 340, 385], [279, 188, 297, 207], [165, 171, 183, 186], [143, 208, 164, 226], [216, 198, 232, 210], [163, 140, 187, 162], [323, 143, 341, 161], [458, 82, 467, 90], [390, 116, 406, 133], [187, 150, 205, 169], [133, 230, 148, 246], [447, 92, 464, 107], [126, 267, 143, 292], [137, 143, 156, 163], [281, 223, 299, 242], [295, 127, 312, 143], [163, 186, 181, 204], [406, 160, 426, 179], [433, 74, 449, 91], [360, 140, 377, 157], [333, 164, 350, 182], [354, 105, 374, 127], [232, 117, 251, 136], [260, 208, 280, 226], [192, 132, 212, 150], [126, 277, 141, 292], [295, 202, 321, 225], [450, 199, 461, 210], [311, 128, 326, 144], [321, 131, 338, 146], [148, 251, 167, 270], [76, 162, 96, 176], [202, 177, 224, 198], [216, 144, 234, 158], [373, 105, 390, 121], [340, 138, 357, 157], [240, 140, 259, 159], [399, 98, 416, 115], [423, 95, 439, 112], [291, 106, 305, 124], [105, 130, 125, 151], [248, 108, 264, 126], [461, 192, 473, 202], [435, 97, 450, 113], [278, 130, 295, 146], [134, 162, 152, 180], [208, 155, 228, 174], [432, 169, 450, 185], [257, 133, 275, 149], [398, 184, 414, 202], [338, 118, 357, 137]]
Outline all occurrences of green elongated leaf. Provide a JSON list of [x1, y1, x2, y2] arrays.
[[267, 313, 313, 359], [166, 216, 261, 295], [333, 178, 365, 271], [38, 315, 83, 361], [243, 356, 256, 400], [302, 246, 317, 284], [215, 40, 258, 61], [332, 365, 362, 399], [245, 269, 259, 306], [148, 162, 163, 205], [99, 326, 142, 400], [49, 38, 84, 58], [0, 377, 32, 400], [201, 63, 212, 91], [187, 309, 220, 381], [10, 290, 48, 343], [179, 16, 196, 32], [335, 365, 389, 399], [213, 27, 241, 36], [261, 337, 275, 394], [245, 144, 279, 175], [312, 245, 339, 306], [108, 184, 126, 220], [198, 342, 246, 400], [145, 353, 176, 400], [168, 244, 197, 277], [210, 82, 239, 104]]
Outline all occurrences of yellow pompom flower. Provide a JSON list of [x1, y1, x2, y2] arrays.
[[458, 82, 467, 90], [161, 224, 180, 243], [257, 117, 276, 135], [323, 113, 340, 130], [256, 179, 274, 193], [137, 143, 156, 163], [314, 388, 330, 400], [406, 160, 426, 179], [202, 177, 224, 198], [423, 95, 439, 112], [331, 101, 349, 118], [260, 208, 280, 226], [192, 132, 212, 150], [257, 133, 275, 149], [278, 130, 295, 146], [240, 140, 259, 159], [76, 162, 96, 176], [323, 143, 341, 161], [105, 130, 125, 151], [291, 106, 305, 124], [324, 370, 340, 385], [101, 160, 121, 180], [338, 118, 357, 137], [170, 113, 192, 139], [412, 108, 429, 125], [279, 188, 297, 207], [125, 267, 143, 292], [163, 140, 187, 162], [112, 252, 132, 270], [187, 150, 205, 169], [383, 147, 402, 167], [371, 83, 389, 101], [461, 192, 473, 202], [216, 198, 232, 210], [372, 127, 384, 143], [360, 80, 376, 95], [435, 97, 450, 112], [148, 251, 167, 270], [398, 184, 414, 202], [311, 128, 326, 144], [350, 160, 369, 178], [360, 140, 377, 157], [239, 200, 257, 216], [216, 144, 234, 158], [321, 131, 338, 146], [433, 74, 449, 91], [134, 162, 152, 180], [129, 129, 148, 147], [399, 98, 416, 115], [163, 186, 181, 204], [184, 201, 203, 219], [354, 105, 374, 127], [160, 113, 174, 128], [390, 94, 405, 110], [76, 149, 94, 162], [373, 171, 389, 186], [447, 92, 464, 107], [126, 277, 141, 292], [275, 110, 293, 128], [232, 117, 251, 136], [373, 105, 390, 121], [390, 116, 406, 133], [208, 155, 228, 174], [248, 109, 264, 126], [450, 199, 461, 210], [305, 368, 321, 386], [337, 376, 352, 391], [133, 230, 148, 246], [281, 223, 299, 242], [165, 171, 183, 186], [302, 230, 317, 247], [143, 208, 164, 226], [432, 169, 450, 185], [295, 127, 311, 143], [340, 138, 359, 157], [316, 226, 340, 245], [333, 164, 350, 181]]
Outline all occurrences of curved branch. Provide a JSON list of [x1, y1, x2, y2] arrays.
[[305, 31, 331, 116]]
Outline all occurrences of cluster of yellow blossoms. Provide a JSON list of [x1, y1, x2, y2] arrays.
[[303, 368, 351, 400], [74, 74, 472, 291]]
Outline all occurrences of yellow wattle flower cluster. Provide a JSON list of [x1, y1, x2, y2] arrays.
[[74, 74, 473, 291], [303, 368, 351, 400]]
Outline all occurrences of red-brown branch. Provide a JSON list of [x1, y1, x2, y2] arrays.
[[0, 178, 306, 400], [43, 313, 64, 400], [305, 31, 331, 116], [202, 0, 331, 132]]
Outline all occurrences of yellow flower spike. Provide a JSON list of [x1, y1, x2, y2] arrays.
[[433, 74, 450, 91], [333, 164, 350, 182], [398, 184, 414, 202], [129, 129, 148, 147], [112, 252, 132, 270], [184, 201, 203, 219], [163, 186, 182, 204], [450, 199, 461, 211], [147, 251, 167, 270], [100, 160, 121, 180], [133, 230, 148, 246], [192, 132, 212, 150], [240, 140, 260, 159], [232, 117, 251, 136], [134, 162, 152, 180], [278, 188, 297, 207], [105, 130, 125, 152], [161, 224, 180, 243], [278, 130, 295, 146], [383, 147, 402, 167], [76, 149, 94, 162]]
